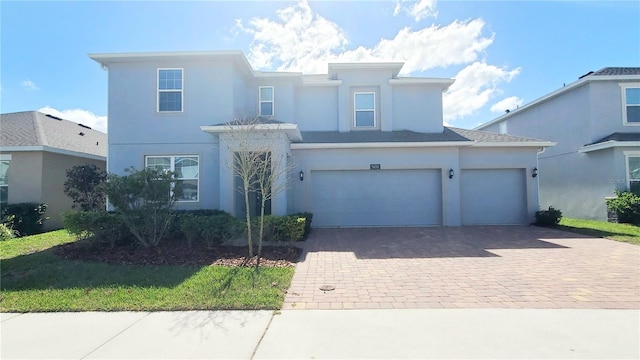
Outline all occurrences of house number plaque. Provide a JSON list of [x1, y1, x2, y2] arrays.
[[370, 164, 381, 170]]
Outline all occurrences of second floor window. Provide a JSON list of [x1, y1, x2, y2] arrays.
[[260, 86, 274, 116], [158, 69, 183, 112], [625, 87, 640, 124], [354, 92, 375, 127]]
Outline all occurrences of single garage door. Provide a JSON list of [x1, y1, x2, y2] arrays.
[[460, 169, 527, 225], [311, 169, 442, 227]]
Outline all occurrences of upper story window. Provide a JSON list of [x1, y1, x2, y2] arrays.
[[145, 155, 199, 202], [158, 69, 183, 112], [354, 92, 375, 127], [622, 84, 640, 125], [259, 86, 274, 116]]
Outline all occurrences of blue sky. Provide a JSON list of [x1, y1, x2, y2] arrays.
[[1, 0, 638, 132]]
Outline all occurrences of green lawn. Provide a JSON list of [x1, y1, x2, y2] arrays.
[[0, 230, 294, 312], [553, 218, 640, 245]]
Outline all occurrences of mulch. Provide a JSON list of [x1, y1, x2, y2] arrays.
[[54, 239, 303, 268]]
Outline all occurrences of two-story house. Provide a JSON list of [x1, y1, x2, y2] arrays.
[[90, 51, 553, 227], [476, 68, 640, 221]]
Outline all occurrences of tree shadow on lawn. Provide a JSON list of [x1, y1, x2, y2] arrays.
[[0, 246, 200, 292]]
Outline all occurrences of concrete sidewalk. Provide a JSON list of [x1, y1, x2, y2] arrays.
[[2, 309, 639, 359]]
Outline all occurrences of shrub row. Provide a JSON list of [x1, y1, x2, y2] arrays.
[[607, 190, 640, 225], [62, 210, 313, 247], [535, 206, 562, 225], [1, 202, 48, 237]]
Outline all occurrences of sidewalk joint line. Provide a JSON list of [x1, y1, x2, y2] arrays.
[[250, 310, 277, 359], [80, 312, 151, 360]]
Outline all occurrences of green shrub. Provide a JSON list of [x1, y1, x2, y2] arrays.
[[179, 213, 202, 248], [607, 190, 640, 225], [62, 211, 128, 247], [535, 206, 562, 225], [292, 212, 313, 239], [256, 215, 307, 243], [104, 167, 178, 247], [64, 164, 107, 211], [0, 223, 15, 240], [2, 202, 48, 236], [200, 213, 243, 248]]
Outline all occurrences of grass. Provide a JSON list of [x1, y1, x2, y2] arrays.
[[0, 230, 294, 312], [552, 218, 640, 245]]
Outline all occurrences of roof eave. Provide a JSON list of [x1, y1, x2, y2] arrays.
[[578, 140, 640, 153], [200, 123, 303, 142]]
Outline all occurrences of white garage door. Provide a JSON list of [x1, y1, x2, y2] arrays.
[[461, 169, 527, 225], [311, 169, 442, 227]]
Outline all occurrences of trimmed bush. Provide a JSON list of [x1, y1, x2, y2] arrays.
[[255, 215, 307, 244], [62, 211, 128, 247], [607, 190, 640, 225], [292, 212, 313, 239], [535, 206, 562, 225], [2, 202, 48, 236], [200, 213, 243, 248]]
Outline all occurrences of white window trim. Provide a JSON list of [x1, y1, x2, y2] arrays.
[[354, 92, 376, 128], [624, 151, 640, 191], [0, 154, 10, 205], [620, 82, 640, 126], [145, 155, 199, 203], [157, 68, 184, 113], [259, 86, 275, 117]]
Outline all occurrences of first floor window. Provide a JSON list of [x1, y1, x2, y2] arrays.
[[0, 155, 10, 207], [145, 155, 199, 201], [628, 156, 640, 193], [354, 92, 375, 127], [259, 86, 274, 116], [158, 68, 183, 112]]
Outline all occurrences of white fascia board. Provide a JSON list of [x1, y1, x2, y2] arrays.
[[470, 141, 556, 148], [475, 75, 640, 131], [200, 123, 303, 142], [388, 78, 455, 91], [578, 141, 640, 153], [291, 141, 472, 150], [328, 62, 405, 77], [301, 79, 343, 87], [0, 146, 106, 161]]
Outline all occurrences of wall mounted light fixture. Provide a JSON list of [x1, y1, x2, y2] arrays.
[[448, 168, 454, 179], [299, 170, 304, 181], [532, 167, 538, 178]]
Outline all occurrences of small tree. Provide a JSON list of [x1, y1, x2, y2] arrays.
[[64, 164, 107, 211], [104, 167, 179, 247], [222, 117, 295, 264]]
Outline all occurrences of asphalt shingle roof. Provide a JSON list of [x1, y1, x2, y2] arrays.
[[588, 132, 640, 146], [1, 111, 107, 158], [592, 67, 640, 76], [299, 127, 547, 144]]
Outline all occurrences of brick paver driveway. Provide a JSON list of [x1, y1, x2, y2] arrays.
[[283, 226, 640, 310]]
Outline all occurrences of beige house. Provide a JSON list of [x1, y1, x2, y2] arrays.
[[0, 111, 107, 230]]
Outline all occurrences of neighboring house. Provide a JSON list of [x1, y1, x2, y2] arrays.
[[0, 111, 107, 230], [89, 51, 553, 227], [476, 67, 640, 221]]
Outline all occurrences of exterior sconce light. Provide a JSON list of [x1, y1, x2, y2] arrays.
[[448, 168, 454, 179], [299, 170, 304, 181], [532, 167, 538, 178]]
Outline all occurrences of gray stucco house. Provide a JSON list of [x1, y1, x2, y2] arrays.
[[90, 51, 553, 227], [0, 111, 107, 230], [476, 67, 640, 221]]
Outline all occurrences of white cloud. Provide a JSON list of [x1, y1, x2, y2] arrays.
[[21, 79, 39, 90], [443, 62, 521, 122], [38, 106, 108, 133], [490, 96, 524, 113], [393, 0, 438, 21], [236, 0, 520, 124]]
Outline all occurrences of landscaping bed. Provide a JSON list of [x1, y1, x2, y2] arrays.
[[54, 239, 302, 267]]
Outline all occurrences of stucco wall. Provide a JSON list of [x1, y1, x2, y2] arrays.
[[4, 151, 43, 205]]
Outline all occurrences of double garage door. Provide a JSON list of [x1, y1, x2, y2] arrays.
[[312, 169, 442, 227], [311, 168, 527, 227]]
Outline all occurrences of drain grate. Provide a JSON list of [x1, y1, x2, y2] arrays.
[[319, 285, 335, 291]]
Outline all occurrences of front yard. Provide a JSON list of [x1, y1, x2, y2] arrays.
[[554, 218, 640, 245], [0, 230, 295, 312]]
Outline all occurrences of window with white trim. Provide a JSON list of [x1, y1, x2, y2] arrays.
[[354, 92, 375, 127], [145, 155, 199, 201], [158, 69, 183, 112], [0, 155, 10, 207], [622, 84, 640, 125], [627, 155, 640, 193], [259, 86, 274, 116]]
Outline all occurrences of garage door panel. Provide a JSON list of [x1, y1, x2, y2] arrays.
[[461, 169, 526, 225], [312, 169, 441, 227]]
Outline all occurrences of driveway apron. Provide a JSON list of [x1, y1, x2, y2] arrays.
[[283, 226, 640, 310]]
